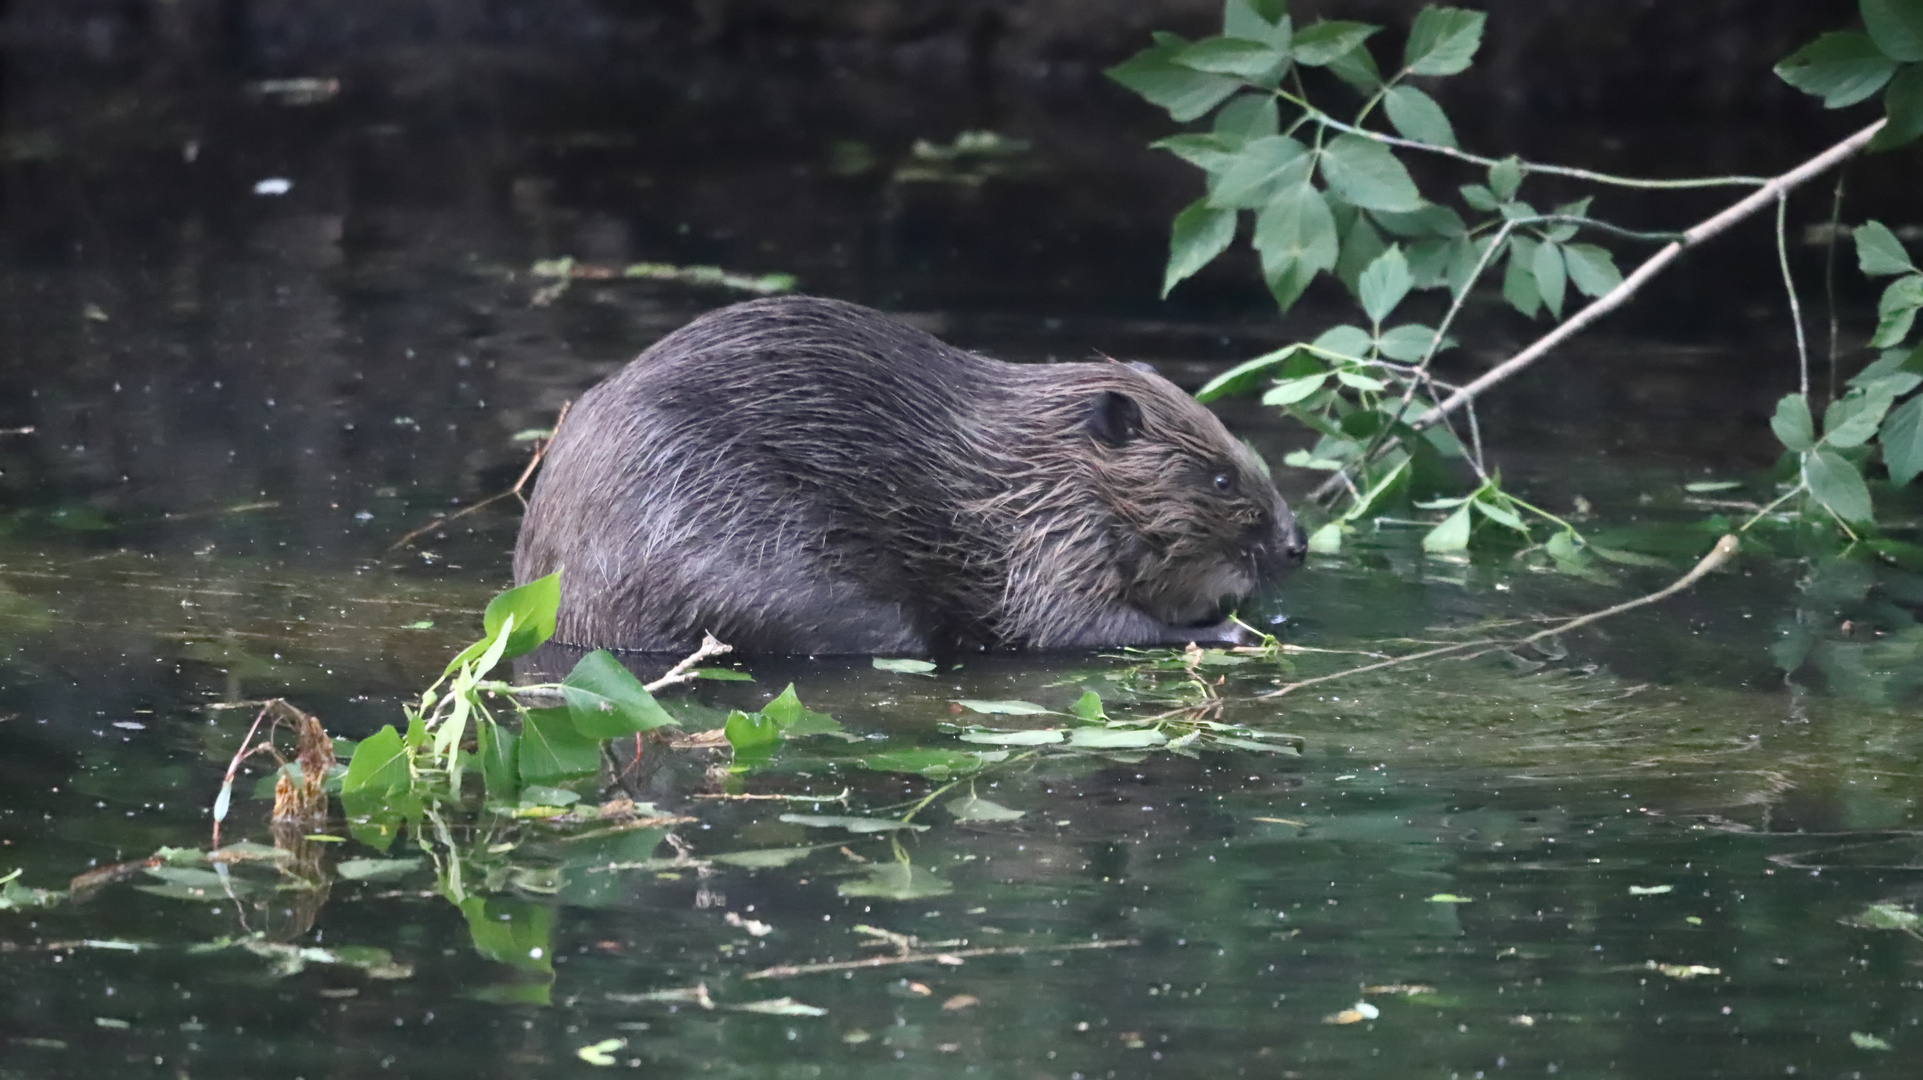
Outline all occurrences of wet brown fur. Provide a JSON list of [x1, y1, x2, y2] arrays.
[[514, 296, 1303, 655]]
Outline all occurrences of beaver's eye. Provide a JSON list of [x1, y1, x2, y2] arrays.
[[1212, 472, 1235, 494]]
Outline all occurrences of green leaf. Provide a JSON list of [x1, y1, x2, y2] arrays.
[[1164, 199, 1239, 297], [1312, 323, 1374, 359], [1871, 64, 1923, 150], [1335, 369, 1387, 391], [1422, 502, 1474, 551], [1067, 727, 1169, 749], [1213, 94, 1281, 139], [780, 813, 928, 834], [1334, 211, 1389, 298], [1880, 394, 1923, 484], [1824, 384, 1899, 448], [1263, 372, 1331, 406], [562, 649, 678, 739], [1326, 39, 1383, 90], [1773, 393, 1817, 452], [1372, 202, 1467, 240], [1358, 246, 1413, 324], [477, 720, 519, 801], [340, 725, 411, 795], [1254, 182, 1339, 310], [1307, 521, 1344, 553], [1106, 42, 1243, 122], [1378, 323, 1441, 361], [1195, 345, 1304, 401], [1292, 21, 1380, 66], [445, 573, 561, 675], [724, 708, 779, 754], [460, 896, 554, 975], [1070, 690, 1108, 721], [1403, 6, 1486, 75], [1382, 84, 1457, 148], [1857, 220, 1918, 276], [837, 862, 952, 900], [1774, 31, 1899, 107], [1872, 274, 1923, 347], [947, 795, 1026, 821], [1863, 0, 1923, 62], [759, 684, 843, 737], [1488, 155, 1523, 201], [1151, 133, 1243, 173], [857, 748, 1001, 779], [1318, 134, 1422, 211], [1502, 236, 1542, 318], [1532, 240, 1568, 319], [958, 728, 1067, 745], [1473, 495, 1529, 533], [1208, 135, 1311, 209], [1459, 183, 1500, 211], [1178, 37, 1287, 77], [1805, 449, 1875, 524], [1563, 243, 1624, 297], [956, 698, 1056, 715], [518, 707, 603, 784], [872, 657, 937, 673], [1224, 0, 1293, 49]]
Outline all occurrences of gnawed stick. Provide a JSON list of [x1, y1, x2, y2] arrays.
[[1262, 534, 1740, 698]]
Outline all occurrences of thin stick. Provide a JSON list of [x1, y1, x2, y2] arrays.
[[1776, 193, 1811, 398], [645, 633, 733, 693], [389, 401, 571, 552], [1414, 120, 1885, 429], [743, 938, 1138, 980], [1262, 535, 1740, 698]]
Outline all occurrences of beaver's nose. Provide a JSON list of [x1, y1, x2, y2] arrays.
[[1281, 519, 1308, 564]]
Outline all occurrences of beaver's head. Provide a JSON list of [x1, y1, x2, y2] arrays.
[[1077, 366, 1306, 628]]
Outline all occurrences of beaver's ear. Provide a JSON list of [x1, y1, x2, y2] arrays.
[[1086, 390, 1144, 447]]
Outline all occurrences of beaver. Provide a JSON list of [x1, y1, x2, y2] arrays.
[[513, 295, 1306, 655]]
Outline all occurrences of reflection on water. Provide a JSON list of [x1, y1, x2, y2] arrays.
[[6, 6, 1923, 1077]]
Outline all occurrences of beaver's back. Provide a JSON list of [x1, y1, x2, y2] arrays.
[[515, 296, 1019, 653]]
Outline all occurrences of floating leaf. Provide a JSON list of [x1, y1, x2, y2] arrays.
[[713, 845, 833, 869], [857, 748, 999, 778], [760, 684, 843, 737], [577, 1039, 624, 1066], [1426, 893, 1474, 903], [958, 728, 1066, 746], [1066, 727, 1168, 749], [873, 657, 936, 674], [779, 814, 929, 834], [1850, 1032, 1892, 1051], [956, 699, 1056, 715], [1318, 134, 1422, 212], [563, 650, 678, 739], [730, 997, 828, 1017], [1847, 902, 1921, 930], [1164, 199, 1239, 297], [724, 708, 779, 754], [837, 862, 953, 900], [1403, 6, 1485, 75], [1627, 884, 1673, 896], [337, 857, 422, 882], [1381, 85, 1457, 148], [947, 795, 1026, 821], [1070, 690, 1108, 721]]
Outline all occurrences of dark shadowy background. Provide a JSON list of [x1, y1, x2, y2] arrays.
[[0, 0, 1915, 561]]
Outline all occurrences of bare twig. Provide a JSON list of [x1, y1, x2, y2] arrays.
[[1262, 535, 1740, 698], [389, 401, 571, 552], [744, 937, 1138, 980], [1414, 120, 1886, 429], [645, 633, 734, 693]]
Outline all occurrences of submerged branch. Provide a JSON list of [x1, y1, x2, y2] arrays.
[[1262, 535, 1740, 698], [744, 937, 1138, 980]]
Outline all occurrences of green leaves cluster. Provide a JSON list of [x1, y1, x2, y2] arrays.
[[1776, 0, 1923, 150], [1768, 222, 1923, 528]]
